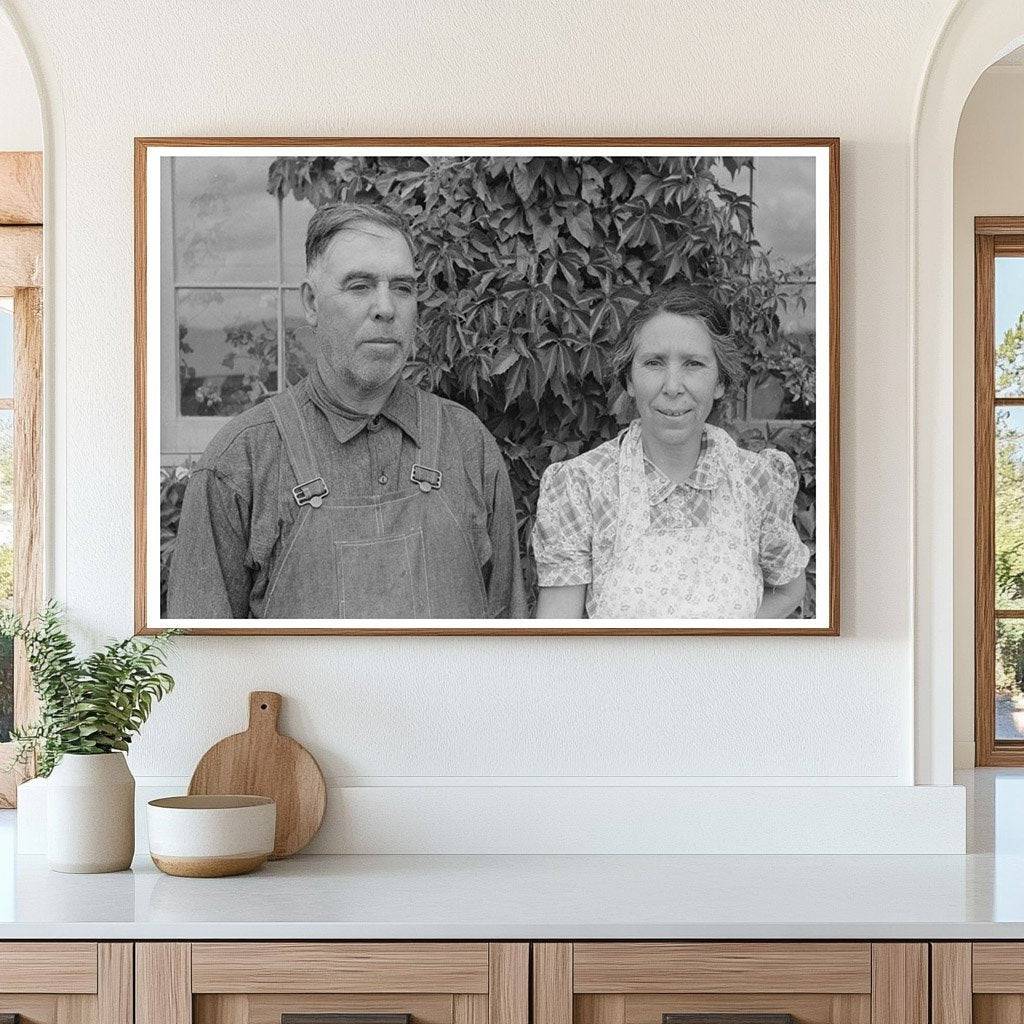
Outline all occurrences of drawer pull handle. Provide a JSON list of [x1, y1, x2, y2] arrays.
[[664, 1016, 797, 1024], [283, 1016, 411, 1024]]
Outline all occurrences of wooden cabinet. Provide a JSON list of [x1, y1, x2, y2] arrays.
[[0, 938, 950, 1024], [533, 943, 928, 1024], [0, 942, 132, 1024], [136, 943, 528, 1024], [931, 943, 1024, 1024]]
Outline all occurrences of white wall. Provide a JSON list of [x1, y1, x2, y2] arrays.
[[952, 64, 1024, 768], [0, 0, 974, 851], [0, 7, 39, 151]]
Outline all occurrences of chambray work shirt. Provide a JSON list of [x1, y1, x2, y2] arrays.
[[167, 380, 527, 619], [532, 423, 809, 613]]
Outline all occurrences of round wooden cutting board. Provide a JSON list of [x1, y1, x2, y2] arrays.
[[188, 691, 326, 859]]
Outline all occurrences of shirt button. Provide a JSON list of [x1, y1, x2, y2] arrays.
[[367, 416, 382, 433], [378, 473, 388, 485]]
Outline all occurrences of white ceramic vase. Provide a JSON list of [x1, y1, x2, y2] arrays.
[[46, 752, 135, 873]]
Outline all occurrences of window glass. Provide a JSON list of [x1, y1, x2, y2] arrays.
[[283, 288, 314, 386], [997, 619, 1024, 740], [177, 288, 279, 416], [778, 282, 815, 338], [0, 301, 13, 398], [748, 156, 816, 269], [996, 256, 1024, 397], [282, 194, 315, 285], [173, 157, 278, 284], [997, 407, 1024, 610]]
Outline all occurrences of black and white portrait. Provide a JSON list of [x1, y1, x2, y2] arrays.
[[137, 140, 837, 635]]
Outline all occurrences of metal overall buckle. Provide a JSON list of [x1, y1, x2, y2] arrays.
[[410, 464, 442, 493], [292, 477, 329, 508]]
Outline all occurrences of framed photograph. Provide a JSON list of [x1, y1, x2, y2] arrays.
[[135, 137, 839, 636]]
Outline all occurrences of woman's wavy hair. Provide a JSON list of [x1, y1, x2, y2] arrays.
[[610, 284, 746, 414]]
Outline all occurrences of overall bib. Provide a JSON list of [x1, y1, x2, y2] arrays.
[[594, 423, 763, 619], [261, 386, 487, 619]]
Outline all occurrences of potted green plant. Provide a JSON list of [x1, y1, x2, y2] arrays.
[[2, 603, 177, 873]]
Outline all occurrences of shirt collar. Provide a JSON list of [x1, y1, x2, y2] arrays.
[[642, 426, 723, 504], [307, 374, 420, 447]]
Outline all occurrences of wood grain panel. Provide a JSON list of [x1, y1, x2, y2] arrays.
[[534, 944, 572, 1024], [192, 943, 489, 994], [13, 284, 42, 752], [98, 945, 133, 1024], [931, 944, 971, 1024], [56, 995, 95, 1024], [0, 152, 42, 224], [976, 229, 999, 766], [978, 218, 1024, 236], [0, 995, 59, 1023], [623, 993, 836, 1024], [576, 995, 626, 1024], [236, 993, 454, 1024], [133, 134, 148, 633], [489, 943, 528, 1024], [973, 944, 1024, 992], [831, 995, 872, 1024], [975, 995, 1024, 1024], [870, 945, 927, 1024], [573, 944, 872, 994], [136, 943, 192, 1024], [0, 226, 41, 290], [454, 994, 487, 1024], [0, 943, 97, 993], [0, 284, 42, 806], [0, 743, 30, 807], [194, 995, 249, 1024]]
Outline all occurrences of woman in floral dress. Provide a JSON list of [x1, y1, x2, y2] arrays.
[[532, 284, 809, 620]]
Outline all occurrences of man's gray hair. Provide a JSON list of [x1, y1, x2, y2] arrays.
[[305, 202, 416, 270]]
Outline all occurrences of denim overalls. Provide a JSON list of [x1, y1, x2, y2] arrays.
[[260, 385, 488, 619]]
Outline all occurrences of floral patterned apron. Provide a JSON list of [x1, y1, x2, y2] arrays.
[[594, 422, 763, 619]]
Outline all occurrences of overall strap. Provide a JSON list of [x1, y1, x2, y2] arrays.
[[268, 384, 329, 508], [410, 388, 444, 493], [422, 389, 442, 469]]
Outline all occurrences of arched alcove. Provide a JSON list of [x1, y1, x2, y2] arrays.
[[914, 0, 1024, 785], [0, 6, 41, 150]]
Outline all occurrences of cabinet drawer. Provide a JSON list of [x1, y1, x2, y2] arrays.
[[139, 942, 528, 1024], [0, 942, 98, 993], [191, 943, 490, 993], [535, 943, 926, 1024], [0, 942, 130, 1024], [572, 943, 872, 994], [934, 942, 1024, 1024]]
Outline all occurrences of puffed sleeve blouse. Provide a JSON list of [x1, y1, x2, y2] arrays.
[[531, 423, 810, 617]]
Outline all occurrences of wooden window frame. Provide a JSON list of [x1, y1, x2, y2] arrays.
[[0, 151, 43, 806], [975, 217, 1024, 765]]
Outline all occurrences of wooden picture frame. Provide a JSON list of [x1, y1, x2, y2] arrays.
[[135, 137, 840, 636]]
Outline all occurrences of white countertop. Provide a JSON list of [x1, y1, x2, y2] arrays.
[[0, 848, 1021, 940], [0, 769, 1021, 941]]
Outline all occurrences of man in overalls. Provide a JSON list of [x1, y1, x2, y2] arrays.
[[168, 202, 527, 620]]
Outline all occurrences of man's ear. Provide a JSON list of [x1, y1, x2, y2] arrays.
[[300, 279, 317, 327]]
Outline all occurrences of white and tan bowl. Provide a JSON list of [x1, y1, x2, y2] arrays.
[[147, 795, 276, 878]]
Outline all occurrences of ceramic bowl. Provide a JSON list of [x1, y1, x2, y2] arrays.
[[147, 795, 276, 877]]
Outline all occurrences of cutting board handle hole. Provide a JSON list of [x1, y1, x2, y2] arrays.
[[260, 703, 268, 710]]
